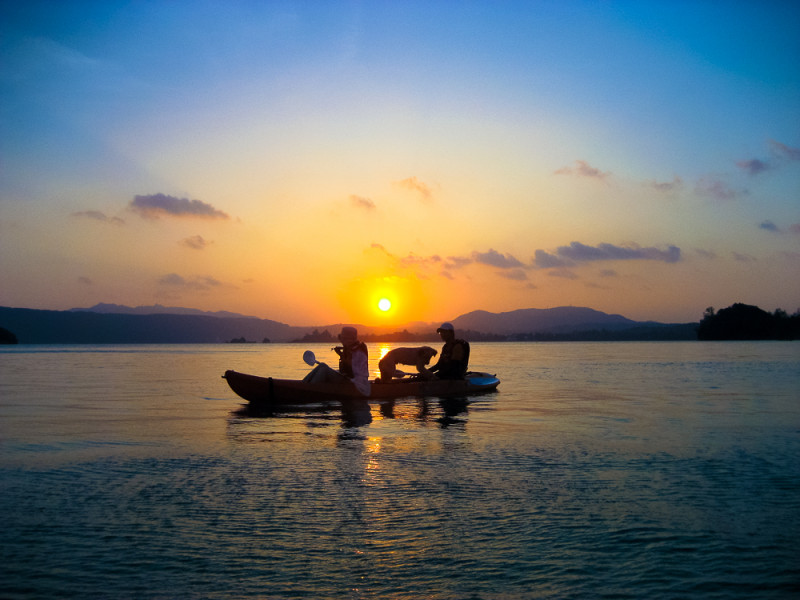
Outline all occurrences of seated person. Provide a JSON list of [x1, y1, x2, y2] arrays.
[[378, 346, 438, 382], [303, 326, 370, 396], [429, 322, 470, 380]]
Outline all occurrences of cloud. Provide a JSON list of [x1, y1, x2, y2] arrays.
[[695, 177, 741, 201], [648, 176, 683, 192], [534, 242, 681, 268], [180, 235, 212, 249], [694, 248, 717, 259], [759, 220, 780, 233], [158, 273, 225, 290], [71, 210, 125, 225], [444, 256, 473, 270], [548, 268, 579, 280], [554, 160, 610, 180], [497, 268, 529, 281], [736, 159, 770, 176], [394, 176, 433, 202], [732, 252, 756, 262], [759, 220, 800, 235], [77, 276, 93, 285], [130, 194, 229, 220], [350, 195, 376, 211], [471, 248, 524, 269], [770, 140, 800, 161]]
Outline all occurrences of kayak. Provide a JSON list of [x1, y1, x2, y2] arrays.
[[222, 369, 500, 405]]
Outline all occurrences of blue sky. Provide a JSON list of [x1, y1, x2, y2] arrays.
[[1, 1, 798, 325]]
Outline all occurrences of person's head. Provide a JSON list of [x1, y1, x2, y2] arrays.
[[436, 322, 455, 341], [338, 326, 358, 344]]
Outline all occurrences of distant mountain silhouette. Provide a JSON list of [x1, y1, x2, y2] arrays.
[[69, 303, 257, 320], [0, 304, 698, 344], [452, 307, 639, 335]]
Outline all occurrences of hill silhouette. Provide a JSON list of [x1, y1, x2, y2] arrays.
[[0, 304, 699, 344]]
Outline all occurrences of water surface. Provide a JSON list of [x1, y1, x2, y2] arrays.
[[1, 342, 798, 598]]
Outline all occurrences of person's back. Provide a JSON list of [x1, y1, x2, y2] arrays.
[[430, 323, 470, 380]]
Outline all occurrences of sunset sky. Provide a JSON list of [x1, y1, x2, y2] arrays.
[[2, 1, 798, 327]]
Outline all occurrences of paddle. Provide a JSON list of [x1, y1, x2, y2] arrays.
[[303, 350, 319, 366]]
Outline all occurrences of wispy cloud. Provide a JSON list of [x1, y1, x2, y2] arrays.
[[759, 220, 780, 233], [394, 176, 433, 202], [130, 194, 229, 220], [71, 210, 125, 225], [770, 139, 800, 161], [695, 177, 741, 201], [180, 235, 212, 250], [647, 176, 683, 192], [732, 252, 756, 262], [157, 273, 226, 290], [472, 248, 525, 269], [350, 195, 376, 211], [736, 159, 771, 176], [554, 160, 610, 181], [534, 242, 681, 268], [759, 220, 800, 235], [77, 276, 93, 285]]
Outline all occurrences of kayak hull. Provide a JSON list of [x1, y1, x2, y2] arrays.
[[223, 370, 499, 405]]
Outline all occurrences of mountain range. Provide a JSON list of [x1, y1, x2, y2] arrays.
[[0, 304, 698, 344]]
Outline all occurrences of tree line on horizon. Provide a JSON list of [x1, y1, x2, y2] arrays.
[[1, 303, 798, 344], [697, 303, 799, 341]]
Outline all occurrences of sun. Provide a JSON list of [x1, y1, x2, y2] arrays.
[[378, 298, 392, 312]]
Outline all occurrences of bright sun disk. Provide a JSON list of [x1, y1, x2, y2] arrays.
[[378, 298, 392, 312]]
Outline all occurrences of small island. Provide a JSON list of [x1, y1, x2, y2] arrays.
[[697, 303, 799, 340]]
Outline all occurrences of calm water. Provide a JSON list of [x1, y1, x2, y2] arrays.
[[1, 342, 798, 599]]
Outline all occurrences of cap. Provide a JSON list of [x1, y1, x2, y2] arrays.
[[436, 322, 454, 333], [339, 326, 358, 339]]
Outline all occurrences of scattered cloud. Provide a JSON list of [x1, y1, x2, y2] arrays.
[[736, 159, 770, 176], [471, 248, 525, 269], [71, 210, 125, 225], [130, 193, 229, 220], [599, 269, 618, 277], [770, 139, 800, 161], [350, 195, 376, 211], [497, 268, 528, 281], [732, 252, 756, 262], [695, 177, 741, 201], [648, 176, 683, 192], [554, 160, 610, 181], [394, 176, 433, 202], [180, 235, 212, 250], [759, 220, 800, 235], [759, 220, 780, 233], [77, 276, 93, 285], [534, 242, 681, 268], [157, 273, 226, 291], [694, 248, 717, 260], [444, 256, 473, 270], [548, 268, 579, 280]]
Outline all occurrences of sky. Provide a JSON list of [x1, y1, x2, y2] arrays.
[[1, 0, 798, 327]]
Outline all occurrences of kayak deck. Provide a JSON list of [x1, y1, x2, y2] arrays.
[[223, 370, 499, 404]]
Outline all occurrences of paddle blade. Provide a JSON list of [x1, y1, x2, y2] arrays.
[[302, 350, 317, 366]]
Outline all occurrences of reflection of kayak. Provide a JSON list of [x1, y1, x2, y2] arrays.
[[222, 370, 500, 404]]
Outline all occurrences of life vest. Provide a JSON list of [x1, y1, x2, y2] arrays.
[[338, 341, 368, 377], [434, 339, 470, 379]]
